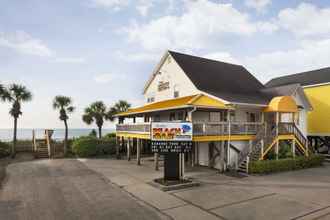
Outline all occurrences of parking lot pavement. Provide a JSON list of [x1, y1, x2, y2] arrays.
[[0, 159, 168, 220], [83, 158, 330, 220]]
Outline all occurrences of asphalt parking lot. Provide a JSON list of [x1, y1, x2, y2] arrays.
[[82, 158, 330, 220]]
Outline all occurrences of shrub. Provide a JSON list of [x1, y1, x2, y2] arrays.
[[72, 136, 98, 157], [96, 138, 116, 155], [72, 136, 117, 157], [249, 155, 325, 174], [0, 141, 11, 158], [104, 132, 116, 139]]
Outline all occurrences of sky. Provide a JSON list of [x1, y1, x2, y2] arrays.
[[0, 0, 330, 129]]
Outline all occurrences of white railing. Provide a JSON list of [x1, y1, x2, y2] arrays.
[[116, 123, 151, 133]]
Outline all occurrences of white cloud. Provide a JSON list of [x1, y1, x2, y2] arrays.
[[245, 0, 271, 12], [136, 0, 154, 16], [123, 0, 277, 52], [89, 0, 129, 10], [278, 3, 330, 37], [204, 52, 239, 64], [115, 50, 159, 62], [53, 57, 86, 64], [94, 73, 127, 84], [244, 38, 330, 82], [0, 31, 54, 57]]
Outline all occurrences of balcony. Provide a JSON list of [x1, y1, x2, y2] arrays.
[[116, 122, 263, 136]]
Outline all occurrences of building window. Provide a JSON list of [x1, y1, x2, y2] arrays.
[[230, 111, 236, 122], [177, 111, 184, 121], [220, 111, 228, 122], [154, 115, 160, 122], [169, 112, 176, 121]]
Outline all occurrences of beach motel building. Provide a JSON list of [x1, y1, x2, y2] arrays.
[[115, 51, 313, 174]]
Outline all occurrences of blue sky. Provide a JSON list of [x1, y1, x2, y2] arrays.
[[0, 0, 330, 129]]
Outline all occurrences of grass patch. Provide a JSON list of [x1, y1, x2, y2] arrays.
[[249, 154, 325, 174]]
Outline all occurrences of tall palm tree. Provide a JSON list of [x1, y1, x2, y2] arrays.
[[53, 96, 75, 155], [0, 83, 6, 101], [82, 101, 108, 138], [108, 100, 131, 121], [5, 84, 32, 158]]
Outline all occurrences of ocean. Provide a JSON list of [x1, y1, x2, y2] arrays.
[[0, 128, 115, 141]]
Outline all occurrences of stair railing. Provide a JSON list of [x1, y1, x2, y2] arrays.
[[237, 124, 265, 166]]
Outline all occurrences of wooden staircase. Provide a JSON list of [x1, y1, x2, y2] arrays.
[[34, 139, 50, 159], [236, 123, 310, 174], [33, 130, 53, 159], [237, 124, 277, 173]]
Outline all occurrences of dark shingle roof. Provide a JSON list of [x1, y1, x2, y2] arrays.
[[266, 67, 330, 87], [169, 51, 271, 105]]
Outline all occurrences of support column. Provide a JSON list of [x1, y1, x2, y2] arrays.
[[127, 138, 131, 161], [292, 139, 296, 158], [191, 142, 195, 167], [154, 153, 159, 171], [227, 110, 231, 168], [276, 112, 280, 160], [179, 153, 185, 179], [116, 136, 120, 159], [137, 139, 141, 165]]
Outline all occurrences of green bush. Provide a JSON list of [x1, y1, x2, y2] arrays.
[[249, 155, 325, 174], [0, 141, 11, 158], [104, 132, 116, 139], [72, 136, 117, 158]]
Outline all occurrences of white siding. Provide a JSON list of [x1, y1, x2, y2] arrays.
[[144, 54, 199, 103], [293, 93, 308, 137]]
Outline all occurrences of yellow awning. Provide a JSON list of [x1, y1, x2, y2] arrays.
[[116, 94, 231, 117], [264, 96, 298, 113]]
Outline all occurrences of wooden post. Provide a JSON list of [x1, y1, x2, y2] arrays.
[[127, 138, 131, 161], [137, 139, 141, 165], [116, 136, 120, 159], [181, 153, 185, 179], [292, 139, 296, 158], [276, 112, 279, 160], [154, 153, 159, 171], [191, 142, 195, 167], [227, 110, 231, 168]]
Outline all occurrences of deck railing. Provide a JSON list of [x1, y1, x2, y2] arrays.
[[116, 123, 151, 133], [116, 122, 263, 136]]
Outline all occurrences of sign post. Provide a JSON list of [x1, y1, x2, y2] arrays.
[[151, 122, 193, 181]]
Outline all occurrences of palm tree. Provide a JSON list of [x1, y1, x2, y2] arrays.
[[0, 83, 6, 101], [53, 96, 75, 155], [108, 100, 131, 121], [5, 84, 32, 158], [82, 101, 108, 138]]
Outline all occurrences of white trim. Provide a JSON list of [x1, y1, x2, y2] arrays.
[[198, 91, 230, 104], [143, 51, 170, 94], [303, 82, 330, 88], [230, 102, 268, 107]]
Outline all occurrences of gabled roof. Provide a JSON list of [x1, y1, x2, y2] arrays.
[[116, 94, 232, 117], [168, 51, 271, 105], [266, 67, 330, 87]]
